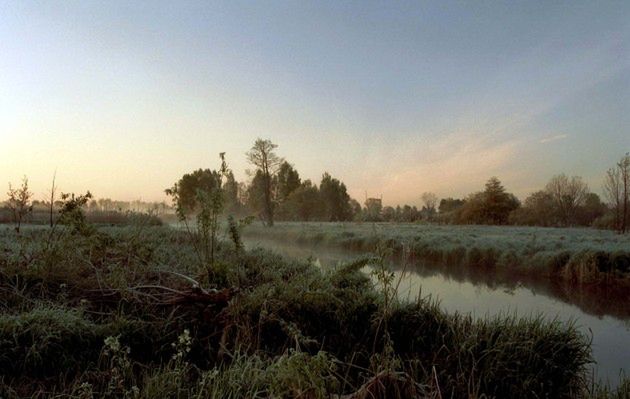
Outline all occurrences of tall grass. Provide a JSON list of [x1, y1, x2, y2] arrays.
[[243, 222, 630, 284], [0, 224, 622, 398]]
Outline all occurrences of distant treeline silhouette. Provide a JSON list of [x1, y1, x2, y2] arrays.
[[2, 140, 628, 233]]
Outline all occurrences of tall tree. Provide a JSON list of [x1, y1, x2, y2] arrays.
[[510, 190, 556, 226], [605, 153, 630, 233], [276, 161, 301, 202], [620, 153, 630, 234], [319, 173, 352, 221], [222, 170, 242, 215], [282, 180, 321, 221], [545, 174, 589, 226], [421, 192, 438, 220], [482, 177, 519, 225], [246, 139, 283, 226]]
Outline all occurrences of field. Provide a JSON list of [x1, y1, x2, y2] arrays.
[[243, 222, 630, 285], [1, 221, 629, 398]]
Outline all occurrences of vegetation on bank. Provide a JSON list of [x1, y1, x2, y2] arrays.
[[2, 220, 626, 398], [243, 222, 630, 285], [4, 144, 628, 233]]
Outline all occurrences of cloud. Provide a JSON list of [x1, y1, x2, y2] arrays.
[[539, 134, 568, 144]]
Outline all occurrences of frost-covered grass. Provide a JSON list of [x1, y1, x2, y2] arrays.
[[244, 222, 630, 283], [0, 225, 624, 398]]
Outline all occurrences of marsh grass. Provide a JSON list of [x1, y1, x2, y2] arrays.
[[244, 222, 630, 285], [0, 224, 623, 398]]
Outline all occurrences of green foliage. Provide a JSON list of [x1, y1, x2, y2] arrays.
[[0, 225, 618, 398], [0, 306, 101, 377], [59, 191, 94, 234], [319, 172, 353, 222]]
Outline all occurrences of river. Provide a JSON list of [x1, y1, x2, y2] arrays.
[[244, 236, 630, 387]]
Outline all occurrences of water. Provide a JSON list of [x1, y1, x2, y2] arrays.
[[244, 236, 630, 387]]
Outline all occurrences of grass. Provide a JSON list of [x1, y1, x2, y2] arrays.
[[243, 222, 630, 284], [0, 223, 626, 398]]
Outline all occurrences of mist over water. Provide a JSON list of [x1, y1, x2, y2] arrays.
[[244, 236, 630, 387]]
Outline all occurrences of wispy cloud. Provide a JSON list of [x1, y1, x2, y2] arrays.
[[539, 134, 568, 144]]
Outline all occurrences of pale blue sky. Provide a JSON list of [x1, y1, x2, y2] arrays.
[[1, 1, 628, 204]]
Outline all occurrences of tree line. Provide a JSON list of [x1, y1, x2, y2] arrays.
[[165, 139, 629, 233], [2, 138, 628, 234]]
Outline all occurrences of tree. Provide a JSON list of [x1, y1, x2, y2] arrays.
[[281, 180, 322, 221], [165, 153, 230, 284], [364, 197, 383, 222], [246, 170, 271, 221], [319, 173, 353, 221], [456, 178, 519, 225], [381, 206, 396, 222], [246, 139, 283, 226], [421, 192, 438, 221], [165, 169, 222, 215], [576, 193, 606, 226], [604, 153, 630, 233], [482, 177, 519, 225], [509, 190, 556, 226], [545, 174, 589, 226], [276, 161, 301, 202], [621, 153, 630, 233], [438, 198, 465, 214], [6, 176, 33, 233], [222, 171, 242, 215]]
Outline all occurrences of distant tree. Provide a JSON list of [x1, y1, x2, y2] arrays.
[[364, 197, 383, 222], [482, 177, 519, 225], [622, 154, 630, 233], [165, 169, 222, 215], [455, 178, 518, 225], [222, 171, 242, 215], [400, 204, 419, 222], [246, 170, 271, 221], [6, 176, 33, 233], [276, 161, 301, 202], [509, 190, 556, 226], [604, 153, 630, 233], [246, 139, 283, 226], [456, 192, 485, 224], [319, 173, 352, 221], [282, 180, 322, 221], [381, 206, 396, 222], [349, 199, 362, 221], [576, 192, 606, 226], [438, 198, 465, 214], [421, 192, 437, 212], [545, 174, 589, 226], [421, 192, 438, 221]]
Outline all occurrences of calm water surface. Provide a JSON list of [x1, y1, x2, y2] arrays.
[[245, 236, 630, 387]]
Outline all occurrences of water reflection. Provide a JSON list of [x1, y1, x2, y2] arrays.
[[244, 237, 630, 386]]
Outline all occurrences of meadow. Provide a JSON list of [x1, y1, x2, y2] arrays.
[[243, 222, 630, 286], [0, 218, 629, 398]]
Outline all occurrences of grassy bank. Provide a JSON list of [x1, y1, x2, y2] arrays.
[[0, 224, 625, 398], [243, 222, 630, 285]]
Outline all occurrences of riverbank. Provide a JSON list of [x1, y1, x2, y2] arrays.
[[243, 222, 630, 286], [0, 225, 626, 398]]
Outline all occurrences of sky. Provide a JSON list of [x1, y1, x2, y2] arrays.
[[1, 1, 629, 206]]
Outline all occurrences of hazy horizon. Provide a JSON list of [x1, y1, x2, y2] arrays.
[[1, 1, 629, 206]]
